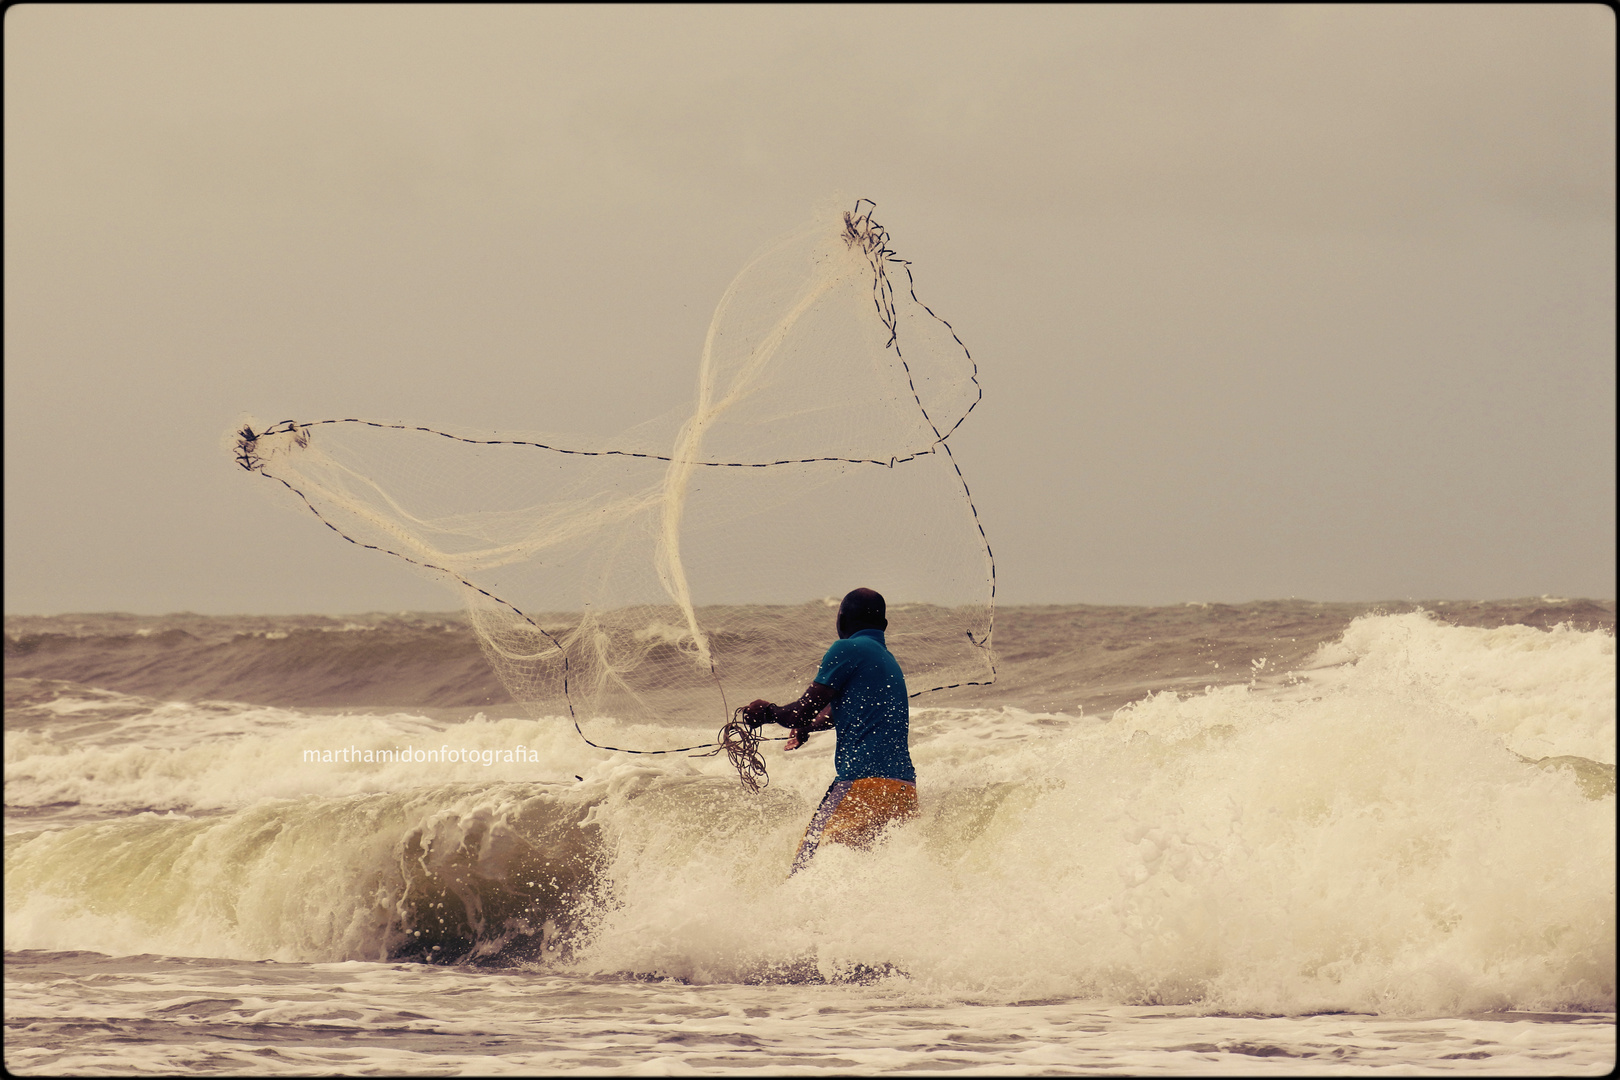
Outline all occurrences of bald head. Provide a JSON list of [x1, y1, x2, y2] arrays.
[[836, 587, 887, 639]]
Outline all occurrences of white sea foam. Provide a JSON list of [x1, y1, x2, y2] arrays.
[[580, 649, 1613, 1014], [4, 699, 632, 817], [1303, 611, 1615, 763]]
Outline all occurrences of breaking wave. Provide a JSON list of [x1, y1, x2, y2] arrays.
[[5, 610, 1612, 1015]]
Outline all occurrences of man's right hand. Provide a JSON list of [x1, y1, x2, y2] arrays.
[[740, 699, 776, 729]]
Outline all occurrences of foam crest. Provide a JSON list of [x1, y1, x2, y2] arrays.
[[1308, 611, 1614, 762], [4, 701, 628, 815]]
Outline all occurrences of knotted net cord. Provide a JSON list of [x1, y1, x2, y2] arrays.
[[697, 709, 772, 793], [232, 199, 996, 790]]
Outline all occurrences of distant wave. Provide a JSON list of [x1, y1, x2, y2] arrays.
[[4, 615, 511, 708], [5, 599, 1611, 712]]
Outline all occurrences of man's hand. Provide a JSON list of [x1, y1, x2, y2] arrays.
[[740, 699, 776, 729], [783, 726, 811, 751]]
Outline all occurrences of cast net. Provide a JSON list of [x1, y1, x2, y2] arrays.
[[232, 200, 995, 759]]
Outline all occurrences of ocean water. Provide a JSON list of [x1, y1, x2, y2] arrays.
[[5, 600, 1615, 1074]]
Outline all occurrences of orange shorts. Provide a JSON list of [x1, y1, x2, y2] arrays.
[[791, 777, 918, 875]]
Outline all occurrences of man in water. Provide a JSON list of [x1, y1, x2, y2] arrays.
[[741, 587, 918, 874]]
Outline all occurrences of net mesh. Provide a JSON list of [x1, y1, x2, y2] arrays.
[[232, 200, 996, 755]]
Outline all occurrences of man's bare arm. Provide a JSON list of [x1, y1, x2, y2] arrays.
[[770, 683, 835, 731], [740, 683, 835, 747]]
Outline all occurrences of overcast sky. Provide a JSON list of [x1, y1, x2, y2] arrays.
[[5, 4, 1614, 615]]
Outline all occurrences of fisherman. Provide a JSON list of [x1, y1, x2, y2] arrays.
[[741, 587, 918, 873]]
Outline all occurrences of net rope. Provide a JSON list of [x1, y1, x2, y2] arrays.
[[233, 199, 996, 784], [698, 709, 772, 794]]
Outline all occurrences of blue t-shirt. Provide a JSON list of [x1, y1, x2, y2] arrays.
[[814, 628, 914, 783]]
